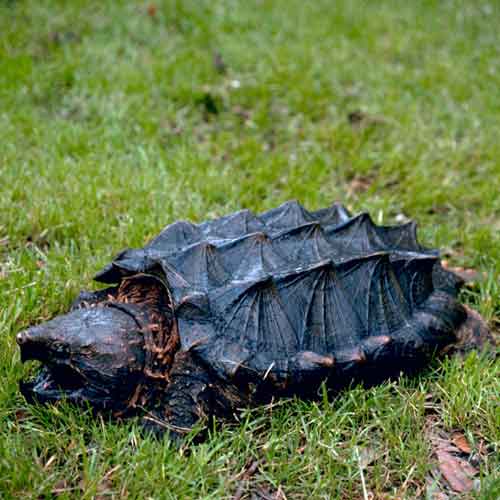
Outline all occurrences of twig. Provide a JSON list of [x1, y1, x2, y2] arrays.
[[401, 463, 416, 492], [142, 412, 192, 433], [355, 447, 369, 500]]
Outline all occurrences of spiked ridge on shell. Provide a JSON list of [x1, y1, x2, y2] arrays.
[[93, 201, 465, 394]]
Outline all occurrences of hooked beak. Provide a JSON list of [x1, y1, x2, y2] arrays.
[[17, 325, 89, 404], [17, 328, 51, 363]]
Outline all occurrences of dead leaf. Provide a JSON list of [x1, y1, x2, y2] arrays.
[[435, 449, 477, 493], [248, 484, 286, 500], [347, 175, 375, 196], [233, 459, 263, 500], [146, 4, 157, 18], [51, 479, 77, 496], [451, 432, 472, 454], [14, 409, 29, 422], [347, 110, 388, 129], [95, 477, 114, 500], [425, 417, 479, 494]]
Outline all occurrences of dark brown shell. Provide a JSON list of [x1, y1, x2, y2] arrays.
[[94, 201, 466, 393]]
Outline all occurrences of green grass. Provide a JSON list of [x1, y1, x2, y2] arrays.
[[1, 0, 499, 498]]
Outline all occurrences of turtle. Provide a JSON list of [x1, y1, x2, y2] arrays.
[[17, 201, 490, 440]]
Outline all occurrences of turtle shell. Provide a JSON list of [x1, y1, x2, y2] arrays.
[[94, 201, 465, 394]]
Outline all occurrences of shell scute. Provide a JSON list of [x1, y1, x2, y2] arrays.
[[259, 200, 315, 232], [217, 232, 287, 281], [148, 220, 203, 252], [94, 202, 465, 386], [198, 209, 265, 239], [271, 222, 332, 263]]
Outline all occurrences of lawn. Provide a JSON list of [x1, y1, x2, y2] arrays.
[[0, 0, 499, 498]]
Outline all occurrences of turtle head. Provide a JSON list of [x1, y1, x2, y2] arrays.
[[17, 304, 147, 411]]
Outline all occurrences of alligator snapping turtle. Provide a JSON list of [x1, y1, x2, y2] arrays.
[[17, 201, 487, 439]]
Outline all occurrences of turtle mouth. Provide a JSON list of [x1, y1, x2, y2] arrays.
[[20, 362, 88, 403], [19, 357, 118, 410], [18, 333, 104, 405]]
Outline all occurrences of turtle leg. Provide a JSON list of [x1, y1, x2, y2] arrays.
[[142, 351, 249, 441]]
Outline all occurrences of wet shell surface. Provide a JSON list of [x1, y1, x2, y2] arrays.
[[94, 201, 465, 392]]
